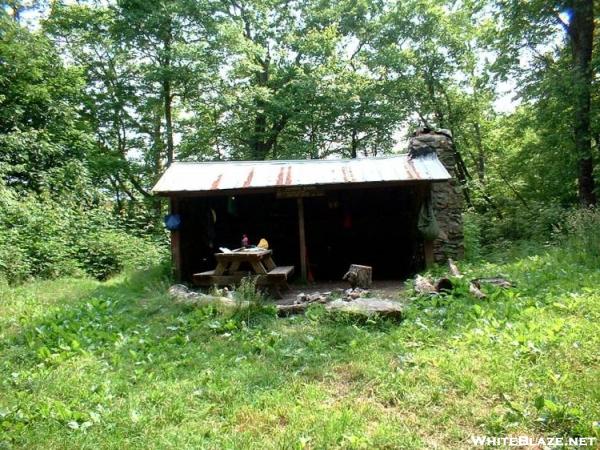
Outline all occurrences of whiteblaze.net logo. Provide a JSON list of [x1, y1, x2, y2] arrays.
[[470, 435, 597, 447]]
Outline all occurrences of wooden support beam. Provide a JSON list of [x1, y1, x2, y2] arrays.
[[169, 196, 182, 281], [424, 240, 434, 268], [297, 197, 307, 281]]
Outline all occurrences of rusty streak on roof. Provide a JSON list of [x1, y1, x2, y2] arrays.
[[152, 154, 450, 196]]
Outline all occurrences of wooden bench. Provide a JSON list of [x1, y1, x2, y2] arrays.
[[193, 267, 294, 288], [267, 266, 294, 279]]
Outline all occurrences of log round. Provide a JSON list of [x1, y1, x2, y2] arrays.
[[343, 264, 373, 289]]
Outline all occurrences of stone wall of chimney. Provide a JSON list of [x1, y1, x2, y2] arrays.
[[408, 130, 464, 262]]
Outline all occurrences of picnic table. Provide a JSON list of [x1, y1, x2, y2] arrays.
[[193, 249, 294, 297]]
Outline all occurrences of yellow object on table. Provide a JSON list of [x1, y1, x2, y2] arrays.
[[257, 238, 269, 249]]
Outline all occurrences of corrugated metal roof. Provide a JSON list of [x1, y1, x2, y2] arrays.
[[152, 154, 450, 195]]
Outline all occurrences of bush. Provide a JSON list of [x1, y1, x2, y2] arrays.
[[234, 276, 267, 304], [474, 201, 569, 248], [75, 229, 163, 280], [462, 210, 483, 261], [554, 207, 600, 265], [0, 185, 166, 284]]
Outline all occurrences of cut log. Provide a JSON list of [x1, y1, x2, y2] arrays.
[[434, 277, 454, 292], [471, 277, 513, 289], [415, 275, 437, 294], [276, 303, 311, 316], [343, 264, 372, 289], [447, 258, 487, 299], [469, 283, 486, 299], [276, 298, 403, 318], [169, 284, 249, 309], [447, 258, 462, 277]]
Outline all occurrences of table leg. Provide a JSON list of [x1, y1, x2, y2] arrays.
[[250, 260, 268, 275], [214, 261, 229, 276], [229, 261, 241, 273], [262, 256, 276, 271]]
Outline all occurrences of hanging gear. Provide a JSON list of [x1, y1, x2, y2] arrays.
[[164, 214, 181, 231], [418, 196, 440, 241]]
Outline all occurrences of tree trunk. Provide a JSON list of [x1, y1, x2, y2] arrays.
[[252, 105, 268, 159], [473, 121, 485, 184], [162, 22, 175, 166], [568, 0, 596, 206], [164, 80, 174, 166], [152, 108, 164, 217], [252, 58, 270, 160]]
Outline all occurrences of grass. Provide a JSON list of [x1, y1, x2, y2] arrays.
[[1, 245, 599, 449]]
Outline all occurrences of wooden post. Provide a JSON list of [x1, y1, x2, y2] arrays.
[[424, 240, 434, 268], [170, 196, 182, 281], [297, 197, 307, 281]]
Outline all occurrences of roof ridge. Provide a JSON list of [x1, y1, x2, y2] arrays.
[[170, 154, 409, 165]]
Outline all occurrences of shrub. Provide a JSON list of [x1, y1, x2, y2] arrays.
[[554, 207, 600, 265], [473, 202, 569, 251], [462, 210, 483, 261], [75, 229, 164, 281], [0, 185, 166, 284], [234, 276, 267, 304]]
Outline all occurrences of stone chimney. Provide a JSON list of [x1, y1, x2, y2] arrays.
[[409, 129, 464, 262]]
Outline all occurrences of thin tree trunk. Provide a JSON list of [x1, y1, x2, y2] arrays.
[[164, 82, 174, 165], [350, 128, 358, 158], [152, 108, 164, 217], [567, 0, 596, 206], [162, 22, 175, 166], [252, 58, 269, 160], [473, 121, 485, 184], [424, 70, 445, 127]]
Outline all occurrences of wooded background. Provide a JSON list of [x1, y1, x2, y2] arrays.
[[1, 0, 598, 282]]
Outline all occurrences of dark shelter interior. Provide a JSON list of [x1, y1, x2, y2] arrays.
[[174, 182, 429, 283]]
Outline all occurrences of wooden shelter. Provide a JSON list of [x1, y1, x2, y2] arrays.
[[153, 148, 454, 284]]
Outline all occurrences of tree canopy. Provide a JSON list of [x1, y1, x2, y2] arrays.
[[1, 0, 599, 231]]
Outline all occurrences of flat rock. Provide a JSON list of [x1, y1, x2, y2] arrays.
[[325, 298, 403, 318], [169, 284, 247, 309]]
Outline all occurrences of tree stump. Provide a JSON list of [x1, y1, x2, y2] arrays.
[[343, 264, 372, 289]]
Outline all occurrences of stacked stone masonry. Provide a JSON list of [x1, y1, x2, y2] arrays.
[[408, 130, 464, 262]]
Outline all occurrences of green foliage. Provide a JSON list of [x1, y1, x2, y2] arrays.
[[554, 207, 600, 265], [0, 184, 166, 284], [477, 202, 569, 245], [74, 228, 164, 281], [0, 13, 94, 194], [1, 233, 599, 447], [462, 210, 483, 261]]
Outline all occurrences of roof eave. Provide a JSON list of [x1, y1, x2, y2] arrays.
[[152, 177, 449, 197]]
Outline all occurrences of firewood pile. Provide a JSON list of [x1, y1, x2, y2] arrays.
[[169, 284, 404, 319], [293, 287, 370, 305], [414, 259, 513, 299]]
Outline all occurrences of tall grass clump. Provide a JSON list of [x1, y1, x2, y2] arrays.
[[230, 276, 277, 324], [554, 207, 600, 265]]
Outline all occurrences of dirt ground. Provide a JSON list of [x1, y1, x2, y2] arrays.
[[277, 280, 407, 305]]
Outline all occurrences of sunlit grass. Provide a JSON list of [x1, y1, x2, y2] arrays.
[[1, 246, 599, 449]]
